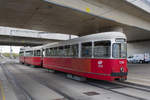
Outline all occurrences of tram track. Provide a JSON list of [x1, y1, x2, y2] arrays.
[[0, 63, 33, 100], [87, 80, 149, 100], [11, 63, 76, 100], [87, 81, 146, 100], [112, 81, 150, 92], [119, 81, 150, 89], [14, 63, 150, 100]]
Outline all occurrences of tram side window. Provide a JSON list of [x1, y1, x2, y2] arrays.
[[34, 50, 37, 56], [45, 48, 48, 56], [58, 46, 64, 56], [34, 50, 40, 56], [94, 41, 111, 58], [64, 45, 70, 57], [19, 52, 24, 56], [45, 48, 49, 56], [70, 44, 78, 57], [30, 51, 33, 56], [46, 48, 53, 56], [49, 48, 53, 56], [53, 47, 58, 56], [25, 51, 33, 56], [35, 50, 41, 56], [82, 42, 92, 57]]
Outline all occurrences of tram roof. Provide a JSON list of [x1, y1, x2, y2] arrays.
[[43, 32, 126, 49], [20, 45, 44, 51], [20, 32, 126, 51]]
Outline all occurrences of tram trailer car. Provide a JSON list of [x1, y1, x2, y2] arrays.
[[19, 48, 26, 64], [19, 46, 43, 66], [19, 52, 25, 64], [19, 32, 128, 81]]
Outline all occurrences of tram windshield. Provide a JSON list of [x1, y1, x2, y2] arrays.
[[112, 43, 127, 58]]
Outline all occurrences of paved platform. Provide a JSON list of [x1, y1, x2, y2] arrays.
[[0, 66, 18, 100], [127, 64, 150, 86]]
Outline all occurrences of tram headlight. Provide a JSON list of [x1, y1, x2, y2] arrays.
[[120, 67, 124, 72]]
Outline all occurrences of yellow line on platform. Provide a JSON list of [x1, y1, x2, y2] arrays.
[[0, 81, 5, 100]]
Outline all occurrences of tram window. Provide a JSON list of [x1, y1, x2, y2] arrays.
[[70, 44, 78, 57], [94, 41, 111, 58], [49, 48, 53, 56], [112, 43, 127, 58], [112, 44, 120, 58], [25, 51, 33, 56], [34, 50, 37, 56], [58, 46, 64, 56], [45, 48, 49, 56], [64, 45, 70, 57], [37, 50, 41, 56], [121, 43, 127, 58], [45, 49, 48, 56], [50, 48, 54, 56], [34, 50, 41, 56], [19, 52, 24, 56], [53, 47, 58, 56], [81, 42, 92, 57]]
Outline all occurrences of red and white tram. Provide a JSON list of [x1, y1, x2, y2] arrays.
[[19, 46, 43, 66], [19, 32, 128, 81]]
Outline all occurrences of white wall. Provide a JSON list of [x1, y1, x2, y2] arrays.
[[127, 41, 150, 56]]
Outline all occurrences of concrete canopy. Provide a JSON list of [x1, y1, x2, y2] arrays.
[[0, 35, 59, 46], [0, 0, 150, 42]]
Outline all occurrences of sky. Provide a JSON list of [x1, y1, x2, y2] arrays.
[[0, 46, 21, 53]]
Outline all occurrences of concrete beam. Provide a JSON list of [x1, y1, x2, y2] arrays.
[[0, 28, 74, 40], [45, 0, 150, 32], [0, 36, 59, 46]]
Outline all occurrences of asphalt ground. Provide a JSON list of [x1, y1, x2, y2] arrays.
[[127, 64, 150, 86]]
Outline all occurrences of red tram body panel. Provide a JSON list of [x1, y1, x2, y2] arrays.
[[19, 56, 25, 64], [24, 57, 42, 66], [43, 58, 127, 81]]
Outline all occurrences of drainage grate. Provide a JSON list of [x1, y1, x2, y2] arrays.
[[83, 91, 100, 96]]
